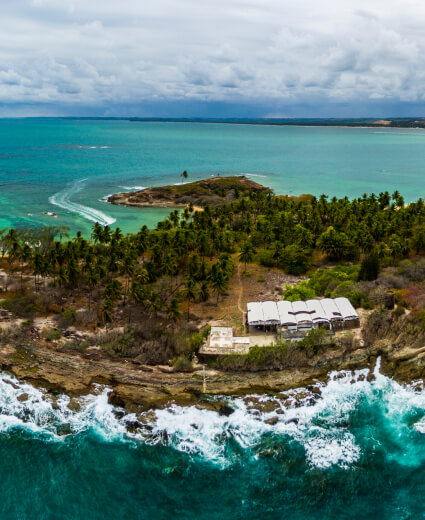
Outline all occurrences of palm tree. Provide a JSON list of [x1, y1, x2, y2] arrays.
[[167, 297, 182, 324], [87, 268, 99, 311], [91, 222, 103, 244], [210, 266, 226, 306], [183, 278, 196, 320], [18, 243, 32, 291], [121, 252, 136, 306], [199, 280, 210, 302], [32, 250, 45, 291], [239, 240, 255, 272], [181, 170, 188, 180]]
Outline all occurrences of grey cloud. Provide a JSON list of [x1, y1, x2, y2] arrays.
[[0, 0, 424, 115]]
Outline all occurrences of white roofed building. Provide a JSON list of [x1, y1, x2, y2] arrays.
[[247, 302, 264, 327], [334, 297, 360, 326], [277, 300, 297, 330], [306, 299, 330, 328], [262, 301, 280, 326]]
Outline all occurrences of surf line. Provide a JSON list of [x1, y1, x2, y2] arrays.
[[49, 179, 116, 226]]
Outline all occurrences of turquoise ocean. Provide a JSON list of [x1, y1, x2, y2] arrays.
[[2, 120, 425, 518], [2, 119, 425, 235]]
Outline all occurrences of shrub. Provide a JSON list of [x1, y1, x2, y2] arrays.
[[171, 354, 193, 372], [41, 328, 61, 341], [1, 295, 37, 318], [190, 332, 204, 353], [358, 254, 380, 281], [57, 308, 76, 328], [280, 244, 311, 275], [256, 248, 275, 268], [283, 281, 316, 301]]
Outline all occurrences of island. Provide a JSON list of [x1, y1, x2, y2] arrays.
[[108, 175, 272, 209]]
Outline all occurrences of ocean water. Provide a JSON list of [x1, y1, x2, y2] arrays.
[[2, 119, 425, 234], [0, 361, 425, 518]]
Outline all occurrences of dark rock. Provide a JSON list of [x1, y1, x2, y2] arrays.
[[126, 420, 143, 433], [57, 424, 72, 436], [67, 398, 81, 412], [286, 417, 299, 425], [265, 417, 278, 425], [17, 393, 29, 402], [218, 404, 234, 417]]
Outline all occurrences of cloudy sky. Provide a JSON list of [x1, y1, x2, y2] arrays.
[[1, 0, 425, 117]]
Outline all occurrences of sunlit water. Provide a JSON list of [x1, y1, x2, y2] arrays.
[[2, 120, 425, 234], [0, 361, 423, 518]]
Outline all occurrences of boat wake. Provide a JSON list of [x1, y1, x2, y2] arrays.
[[49, 179, 116, 226]]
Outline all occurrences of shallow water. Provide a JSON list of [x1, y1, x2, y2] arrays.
[[2, 120, 425, 234], [0, 361, 424, 518]]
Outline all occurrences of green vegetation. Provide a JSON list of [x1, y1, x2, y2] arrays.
[[1, 183, 425, 363], [283, 264, 371, 307]]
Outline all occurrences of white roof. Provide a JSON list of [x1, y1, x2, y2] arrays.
[[321, 298, 343, 321], [306, 299, 329, 322], [295, 312, 312, 324], [247, 302, 264, 325], [277, 300, 297, 325], [262, 301, 280, 324], [334, 297, 359, 320], [292, 300, 309, 314]]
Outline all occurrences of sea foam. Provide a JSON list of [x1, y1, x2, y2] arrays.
[[49, 179, 116, 226], [2, 359, 425, 471]]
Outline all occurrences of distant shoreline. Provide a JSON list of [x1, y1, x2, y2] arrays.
[[3, 116, 425, 129]]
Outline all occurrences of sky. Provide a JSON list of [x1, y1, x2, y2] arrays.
[[1, 0, 425, 117]]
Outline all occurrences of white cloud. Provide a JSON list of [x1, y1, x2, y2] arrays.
[[0, 0, 425, 114]]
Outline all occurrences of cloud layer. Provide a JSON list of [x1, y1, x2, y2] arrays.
[[1, 0, 425, 116]]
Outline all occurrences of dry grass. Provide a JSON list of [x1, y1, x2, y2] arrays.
[[190, 258, 303, 332]]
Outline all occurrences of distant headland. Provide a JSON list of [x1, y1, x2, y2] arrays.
[[128, 117, 425, 128]]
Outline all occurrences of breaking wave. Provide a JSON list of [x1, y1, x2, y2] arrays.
[[119, 186, 147, 191], [3, 358, 425, 473], [49, 179, 116, 226]]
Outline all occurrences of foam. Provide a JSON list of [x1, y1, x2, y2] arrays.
[[3, 358, 425, 471], [49, 179, 116, 226], [118, 186, 147, 191]]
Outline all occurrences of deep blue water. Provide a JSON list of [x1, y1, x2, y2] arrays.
[[2, 120, 425, 234], [0, 365, 424, 518]]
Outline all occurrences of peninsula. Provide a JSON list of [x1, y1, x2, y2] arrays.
[[0, 177, 425, 419]]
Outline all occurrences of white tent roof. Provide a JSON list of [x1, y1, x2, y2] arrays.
[[247, 302, 264, 325], [306, 299, 329, 322], [292, 300, 309, 314], [334, 297, 359, 320], [295, 312, 312, 325], [321, 298, 343, 321], [277, 300, 297, 325], [262, 301, 280, 324]]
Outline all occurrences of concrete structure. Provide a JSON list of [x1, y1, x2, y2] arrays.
[[199, 326, 250, 356]]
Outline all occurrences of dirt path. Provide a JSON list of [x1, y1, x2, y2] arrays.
[[237, 263, 245, 323]]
